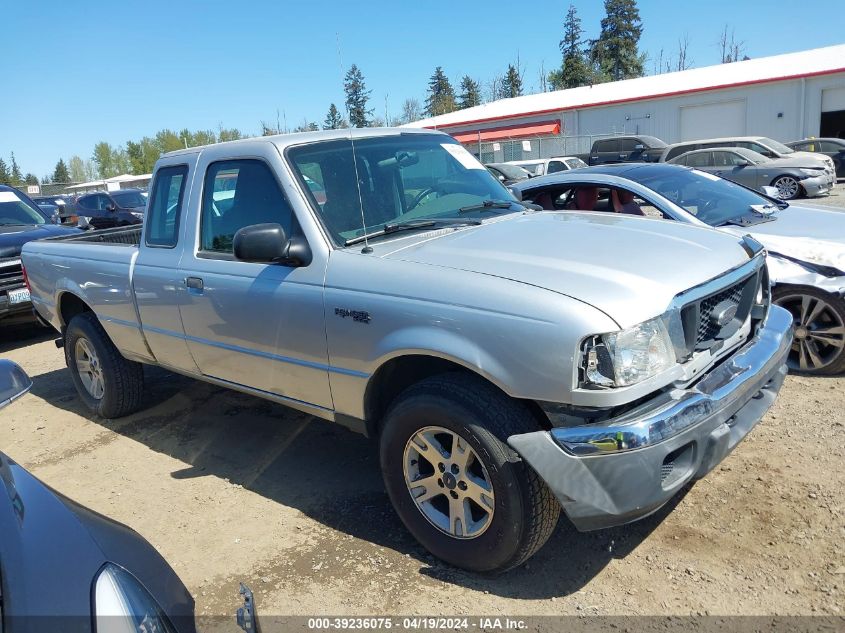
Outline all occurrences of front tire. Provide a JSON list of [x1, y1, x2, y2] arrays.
[[64, 312, 145, 417], [773, 285, 845, 375], [379, 373, 560, 573], [771, 175, 802, 200]]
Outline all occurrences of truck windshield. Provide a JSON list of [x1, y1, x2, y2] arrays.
[[630, 167, 782, 226], [0, 190, 47, 225], [287, 134, 519, 245]]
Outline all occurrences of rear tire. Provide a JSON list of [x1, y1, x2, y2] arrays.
[[379, 373, 560, 573], [64, 312, 145, 417]]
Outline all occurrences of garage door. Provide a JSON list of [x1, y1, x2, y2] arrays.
[[679, 100, 746, 140], [822, 87, 845, 112]]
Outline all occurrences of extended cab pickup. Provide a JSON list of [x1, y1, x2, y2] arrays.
[[22, 128, 792, 573], [578, 134, 668, 166]]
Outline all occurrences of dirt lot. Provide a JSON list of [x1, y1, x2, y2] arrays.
[[2, 191, 844, 626]]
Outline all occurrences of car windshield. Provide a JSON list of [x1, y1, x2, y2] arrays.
[[287, 134, 518, 245], [491, 164, 530, 179], [111, 191, 147, 208], [629, 167, 779, 226], [0, 190, 47, 225], [759, 137, 794, 154], [566, 158, 588, 169]]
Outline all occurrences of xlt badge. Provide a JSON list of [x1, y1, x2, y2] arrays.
[[335, 308, 371, 323]]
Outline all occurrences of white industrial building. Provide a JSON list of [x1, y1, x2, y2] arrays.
[[405, 44, 845, 163]]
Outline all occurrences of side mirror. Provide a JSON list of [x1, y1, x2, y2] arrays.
[[0, 360, 32, 409], [105, 203, 116, 212], [508, 186, 523, 202], [233, 223, 311, 266], [760, 186, 780, 198], [498, 175, 506, 182]]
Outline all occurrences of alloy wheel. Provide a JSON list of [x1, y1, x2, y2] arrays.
[[75, 337, 105, 399], [772, 176, 800, 200], [403, 426, 495, 539], [775, 293, 845, 372]]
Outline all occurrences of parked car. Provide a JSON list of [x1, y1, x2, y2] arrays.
[[0, 359, 197, 632], [505, 156, 587, 176], [485, 162, 532, 185], [668, 147, 831, 200], [1, 185, 79, 324], [511, 162, 845, 374], [32, 194, 79, 226], [575, 135, 668, 166], [786, 138, 845, 179], [71, 188, 147, 230], [660, 136, 837, 191], [22, 128, 791, 573]]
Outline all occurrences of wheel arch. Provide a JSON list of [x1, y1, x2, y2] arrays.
[[362, 353, 549, 438], [57, 291, 93, 330]]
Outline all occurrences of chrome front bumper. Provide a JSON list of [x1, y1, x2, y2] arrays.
[[508, 305, 793, 531]]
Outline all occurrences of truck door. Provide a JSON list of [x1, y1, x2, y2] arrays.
[[132, 160, 201, 373], [177, 148, 333, 409]]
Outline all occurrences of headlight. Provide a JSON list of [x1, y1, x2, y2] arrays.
[[94, 563, 177, 633], [582, 315, 676, 388], [130, 212, 144, 220], [799, 168, 822, 177]]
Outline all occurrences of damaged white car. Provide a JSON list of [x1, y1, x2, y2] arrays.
[[512, 163, 845, 374]]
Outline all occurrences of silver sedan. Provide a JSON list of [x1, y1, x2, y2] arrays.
[[668, 147, 831, 200]]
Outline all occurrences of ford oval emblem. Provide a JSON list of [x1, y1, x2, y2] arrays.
[[710, 300, 738, 328]]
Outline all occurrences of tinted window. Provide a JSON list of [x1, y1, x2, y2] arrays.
[[713, 151, 744, 167], [593, 139, 619, 153], [145, 165, 188, 247], [791, 142, 813, 151], [666, 146, 693, 161], [77, 195, 98, 211], [547, 160, 566, 173], [820, 141, 844, 152], [619, 138, 639, 152], [111, 190, 147, 208], [685, 152, 712, 167], [200, 160, 293, 255], [0, 189, 46, 225]]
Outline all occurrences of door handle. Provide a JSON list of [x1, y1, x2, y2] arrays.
[[186, 277, 204, 291]]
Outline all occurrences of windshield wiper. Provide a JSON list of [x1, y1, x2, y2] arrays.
[[458, 199, 518, 214], [344, 218, 481, 247]]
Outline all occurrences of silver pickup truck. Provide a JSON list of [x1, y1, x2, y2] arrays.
[[22, 128, 792, 573]]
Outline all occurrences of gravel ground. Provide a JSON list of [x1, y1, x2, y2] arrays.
[[1, 190, 844, 628], [1, 320, 843, 628]]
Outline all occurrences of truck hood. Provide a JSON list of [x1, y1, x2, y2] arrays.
[[0, 224, 80, 258], [720, 204, 845, 272], [382, 212, 752, 328]]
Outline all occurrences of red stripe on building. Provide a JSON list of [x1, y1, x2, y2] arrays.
[[450, 120, 561, 143]]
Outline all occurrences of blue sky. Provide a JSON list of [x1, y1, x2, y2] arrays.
[[3, 0, 843, 178]]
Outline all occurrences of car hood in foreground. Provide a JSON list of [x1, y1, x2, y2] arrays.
[[720, 204, 845, 272], [0, 451, 194, 628], [382, 211, 752, 327], [0, 224, 80, 258]]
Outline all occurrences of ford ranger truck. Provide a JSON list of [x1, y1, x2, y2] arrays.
[[22, 128, 792, 573]]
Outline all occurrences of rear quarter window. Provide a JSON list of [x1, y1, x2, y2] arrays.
[[145, 165, 188, 247]]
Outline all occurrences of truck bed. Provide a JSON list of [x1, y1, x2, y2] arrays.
[[41, 225, 141, 246]]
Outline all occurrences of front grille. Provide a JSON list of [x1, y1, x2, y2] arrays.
[[680, 271, 759, 354], [0, 259, 24, 295]]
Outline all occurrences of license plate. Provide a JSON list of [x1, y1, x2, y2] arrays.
[[8, 288, 30, 305]]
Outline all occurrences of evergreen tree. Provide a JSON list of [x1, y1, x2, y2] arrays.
[[549, 4, 593, 90], [502, 64, 523, 99], [424, 67, 457, 117], [457, 76, 481, 109], [324, 103, 344, 129], [41, 174, 51, 185], [9, 153, 22, 185], [343, 65, 372, 128], [24, 173, 38, 185], [0, 158, 9, 185], [53, 158, 70, 183], [590, 0, 645, 81]]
